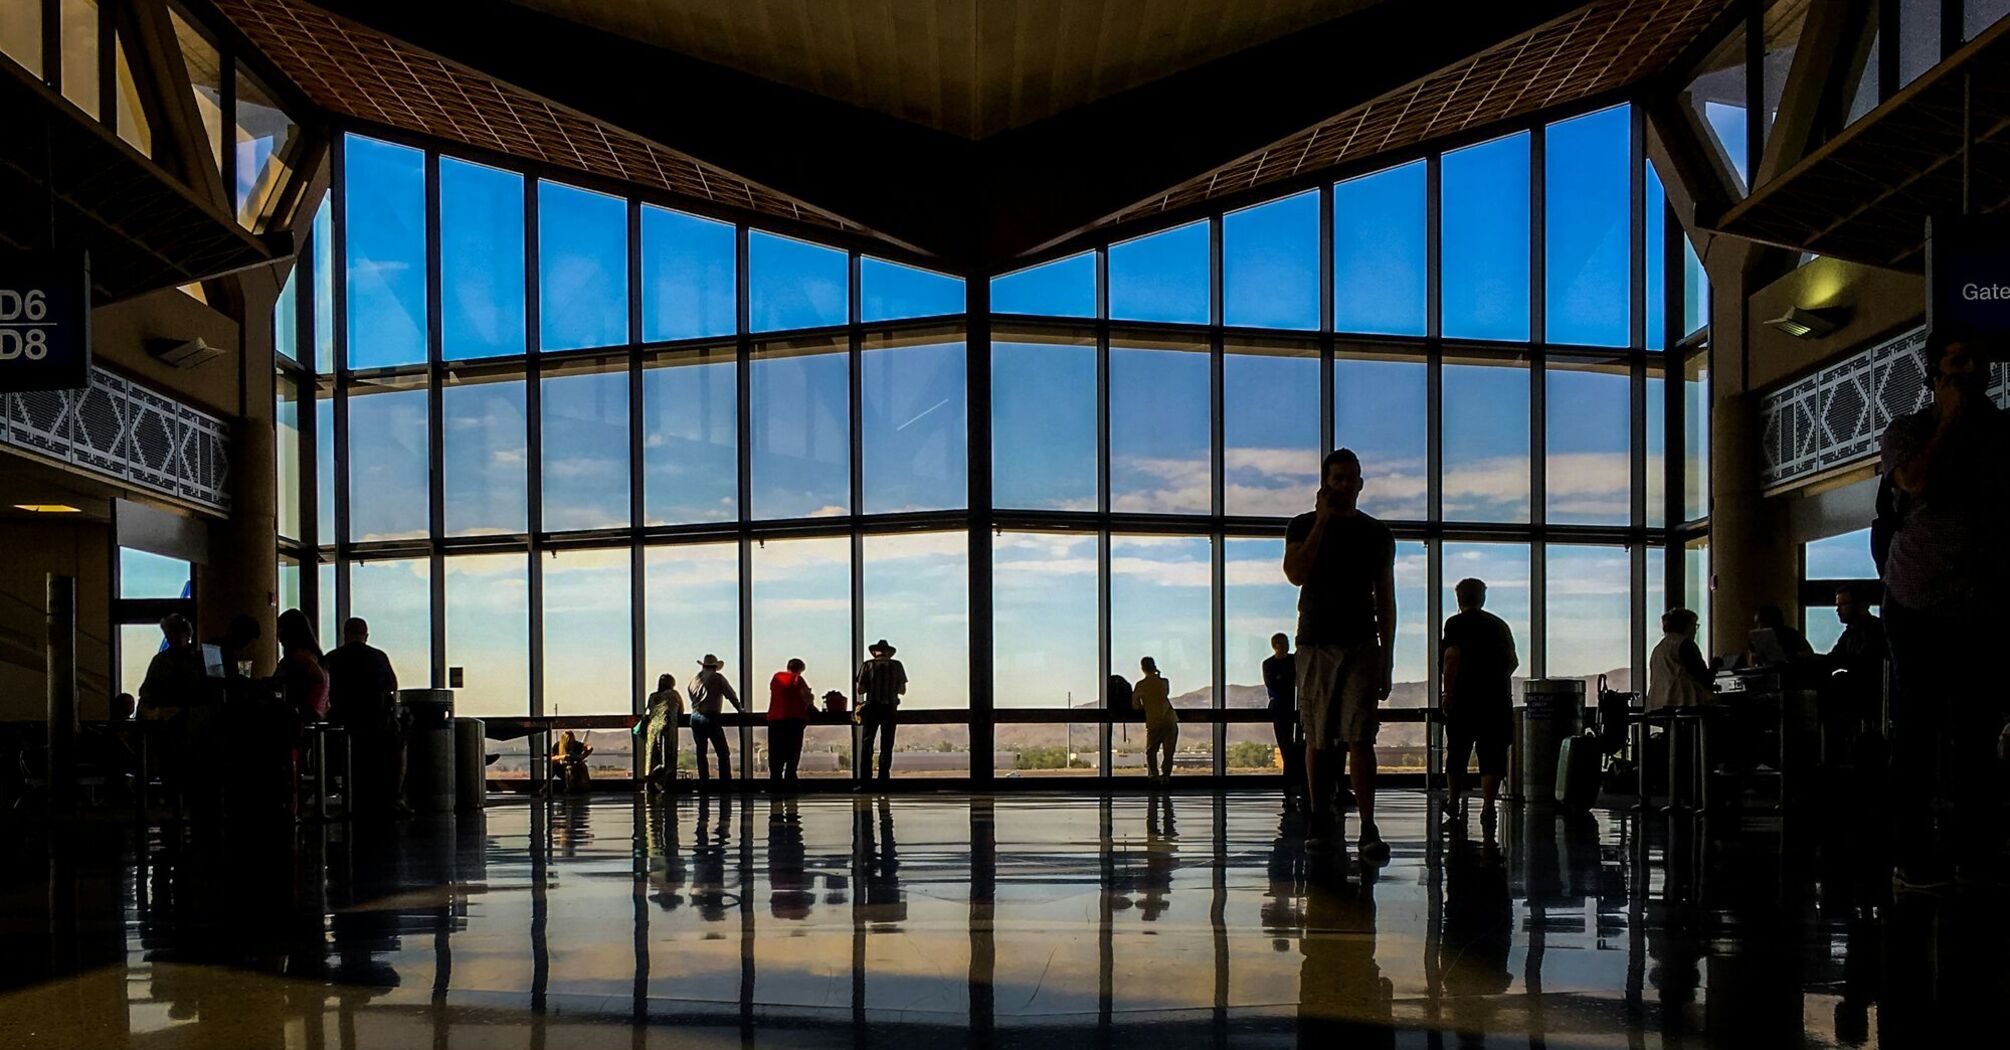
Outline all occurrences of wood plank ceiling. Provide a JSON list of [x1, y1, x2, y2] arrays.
[[507, 0, 1384, 139]]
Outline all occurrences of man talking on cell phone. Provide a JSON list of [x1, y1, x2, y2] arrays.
[[1283, 448, 1397, 859]]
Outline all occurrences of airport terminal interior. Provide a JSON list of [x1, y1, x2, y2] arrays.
[[3, 0, 2009, 1046]]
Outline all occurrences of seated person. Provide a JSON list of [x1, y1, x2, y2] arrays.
[[552, 730, 593, 794]]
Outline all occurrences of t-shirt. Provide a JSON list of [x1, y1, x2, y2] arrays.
[[1440, 610, 1519, 709], [767, 670, 813, 721], [1262, 655, 1296, 714], [1878, 402, 2010, 612], [325, 642, 399, 724], [1285, 510, 1395, 647]]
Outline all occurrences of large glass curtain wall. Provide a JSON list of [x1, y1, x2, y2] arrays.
[[279, 106, 1696, 780]]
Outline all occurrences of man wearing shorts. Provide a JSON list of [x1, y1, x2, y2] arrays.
[[1283, 448, 1396, 856], [1440, 578, 1518, 832]]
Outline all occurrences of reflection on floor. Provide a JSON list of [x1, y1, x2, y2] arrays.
[[0, 790, 1999, 1048]]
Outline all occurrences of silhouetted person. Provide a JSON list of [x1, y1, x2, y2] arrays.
[[1440, 578, 1519, 830], [1880, 325, 2010, 888], [642, 673, 681, 793], [326, 616, 408, 816], [767, 658, 813, 783], [1648, 609, 1712, 711], [1135, 656, 1178, 782], [854, 639, 906, 783], [686, 654, 743, 786], [1264, 633, 1308, 812], [1282, 448, 1396, 857]]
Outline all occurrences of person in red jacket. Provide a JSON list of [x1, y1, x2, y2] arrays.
[[767, 659, 814, 783]]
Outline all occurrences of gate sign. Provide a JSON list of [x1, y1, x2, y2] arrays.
[[0, 252, 91, 392], [1927, 215, 2010, 340]]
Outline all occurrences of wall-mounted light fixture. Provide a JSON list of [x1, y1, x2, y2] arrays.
[[1763, 305, 1847, 339]]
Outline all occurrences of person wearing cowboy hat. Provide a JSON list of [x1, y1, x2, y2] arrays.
[[686, 654, 744, 786], [854, 640, 907, 782]]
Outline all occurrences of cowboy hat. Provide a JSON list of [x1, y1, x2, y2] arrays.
[[697, 654, 725, 669], [868, 639, 896, 656]]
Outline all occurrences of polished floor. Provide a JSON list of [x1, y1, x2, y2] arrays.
[[0, 790, 2002, 1048]]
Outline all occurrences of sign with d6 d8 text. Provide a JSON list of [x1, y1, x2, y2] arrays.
[[0, 252, 91, 392]]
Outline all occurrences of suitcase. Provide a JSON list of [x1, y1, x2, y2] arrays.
[[1555, 732, 1602, 809]]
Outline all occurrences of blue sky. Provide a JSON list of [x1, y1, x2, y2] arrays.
[[308, 115, 1665, 718]]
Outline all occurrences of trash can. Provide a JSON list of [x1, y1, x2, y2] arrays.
[[454, 717, 486, 811], [402, 689, 456, 814], [1519, 679, 1585, 805]]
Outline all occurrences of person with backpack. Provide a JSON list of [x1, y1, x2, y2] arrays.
[[1135, 657, 1178, 782], [854, 640, 906, 783], [767, 659, 814, 784]]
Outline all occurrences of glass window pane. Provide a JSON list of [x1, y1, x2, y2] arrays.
[[346, 381, 429, 541], [993, 531, 1098, 709], [1968, 1, 2010, 39], [445, 554, 529, 718], [541, 548, 632, 716], [538, 181, 629, 351], [275, 266, 299, 363], [992, 330, 1096, 511], [2, 0, 42, 76], [1646, 368, 1667, 528], [749, 231, 848, 332], [1646, 165, 1667, 351], [120, 549, 189, 599], [641, 205, 736, 342], [863, 532, 969, 710], [861, 258, 964, 322], [441, 158, 526, 360], [59, 0, 97, 117], [315, 380, 334, 540], [1334, 351, 1428, 521], [234, 71, 300, 229], [344, 135, 428, 369], [1392, 540, 1429, 706], [1111, 535, 1214, 714], [1335, 161, 1428, 336], [1443, 357, 1530, 523], [348, 557, 431, 688], [1546, 545, 1632, 689], [641, 347, 737, 526], [1805, 528, 1875, 580], [541, 361, 629, 532], [991, 252, 1095, 317], [443, 369, 526, 536], [750, 335, 849, 519], [1900, 0, 1941, 87], [314, 200, 335, 372], [1441, 542, 1530, 679], [1224, 537, 1293, 710], [1683, 352, 1710, 522], [1223, 190, 1318, 330], [1545, 106, 1630, 348], [752, 537, 851, 711], [169, 7, 221, 174], [862, 333, 966, 513], [1684, 29, 1749, 193], [276, 374, 302, 541], [1442, 133, 1530, 342], [113, 31, 149, 155], [1110, 338, 1211, 514], [1108, 220, 1209, 325], [1546, 359, 1632, 526], [1223, 342, 1318, 517], [643, 543, 739, 691]]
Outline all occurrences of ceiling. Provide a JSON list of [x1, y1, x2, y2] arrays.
[[223, 0, 1731, 270], [505, 0, 1384, 140]]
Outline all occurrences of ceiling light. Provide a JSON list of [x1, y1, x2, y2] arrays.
[[1763, 305, 1846, 339], [13, 504, 82, 513]]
